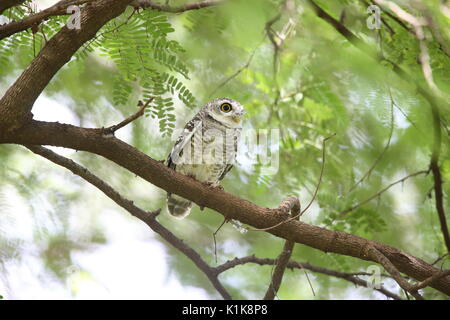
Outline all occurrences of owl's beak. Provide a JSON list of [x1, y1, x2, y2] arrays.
[[231, 115, 242, 124]]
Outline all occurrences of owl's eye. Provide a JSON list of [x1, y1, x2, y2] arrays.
[[220, 103, 233, 113]]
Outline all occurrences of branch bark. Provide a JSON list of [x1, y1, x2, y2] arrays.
[[0, 0, 133, 130], [339, 170, 428, 216], [0, 0, 25, 15], [216, 255, 402, 300], [307, 0, 450, 253], [263, 197, 300, 300], [368, 246, 423, 299]]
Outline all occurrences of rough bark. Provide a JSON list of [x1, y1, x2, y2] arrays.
[[1, 120, 449, 296], [0, 0, 133, 130]]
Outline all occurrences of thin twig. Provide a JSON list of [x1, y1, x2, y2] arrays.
[[431, 253, 449, 266], [103, 97, 154, 135], [0, 0, 26, 15], [246, 134, 335, 232], [338, 170, 428, 216], [212, 217, 228, 264], [347, 86, 395, 193], [208, 43, 262, 98], [0, 0, 91, 41]]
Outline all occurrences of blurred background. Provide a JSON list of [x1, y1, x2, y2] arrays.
[[0, 0, 449, 299]]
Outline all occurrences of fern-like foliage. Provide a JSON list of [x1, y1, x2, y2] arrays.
[[0, 5, 197, 137], [89, 9, 196, 136]]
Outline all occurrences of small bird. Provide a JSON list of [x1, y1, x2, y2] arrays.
[[166, 98, 244, 218]]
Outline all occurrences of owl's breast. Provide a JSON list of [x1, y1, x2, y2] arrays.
[[176, 128, 238, 182]]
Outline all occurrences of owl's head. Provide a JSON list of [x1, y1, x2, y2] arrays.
[[204, 98, 244, 128]]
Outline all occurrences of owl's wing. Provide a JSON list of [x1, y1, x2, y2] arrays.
[[166, 114, 203, 170], [218, 128, 241, 181], [218, 164, 233, 182]]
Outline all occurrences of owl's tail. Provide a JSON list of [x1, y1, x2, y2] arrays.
[[167, 194, 193, 219]]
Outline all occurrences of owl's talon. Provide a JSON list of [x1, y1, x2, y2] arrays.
[[204, 181, 224, 191]]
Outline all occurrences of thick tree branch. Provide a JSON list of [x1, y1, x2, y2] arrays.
[[0, 0, 25, 15], [368, 246, 423, 299], [1, 120, 449, 296], [373, 0, 445, 97], [216, 255, 402, 300], [0, 0, 133, 130], [24, 145, 232, 300]]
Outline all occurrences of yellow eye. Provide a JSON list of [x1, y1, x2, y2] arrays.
[[220, 103, 232, 113]]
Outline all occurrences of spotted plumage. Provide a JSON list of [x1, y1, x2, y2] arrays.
[[166, 98, 244, 218]]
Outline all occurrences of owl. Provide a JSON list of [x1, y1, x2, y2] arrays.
[[166, 98, 244, 218]]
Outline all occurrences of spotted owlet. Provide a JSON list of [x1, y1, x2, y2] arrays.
[[166, 98, 244, 218]]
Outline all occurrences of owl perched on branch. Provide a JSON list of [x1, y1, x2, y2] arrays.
[[166, 98, 244, 218]]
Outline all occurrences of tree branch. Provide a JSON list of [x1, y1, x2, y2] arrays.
[[0, 0, 449, 298], [1, 120, 449, 296], [338, 170, 429, 216], [131, 0, 223, 13], [215, 255, 402, 300], [263, 197, 300, 300], [0, 0, 222, 42], [102, 98, 153, 135], [368, 246, 423, 299], [0, 0, 92, 41], [24, 144, 232, 300], [0, 0, 25, 15], [347, 87, 395, 193], [0, 0, 133, 130], [410, 270, 450, 293], [430, 158, 450, 253]]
